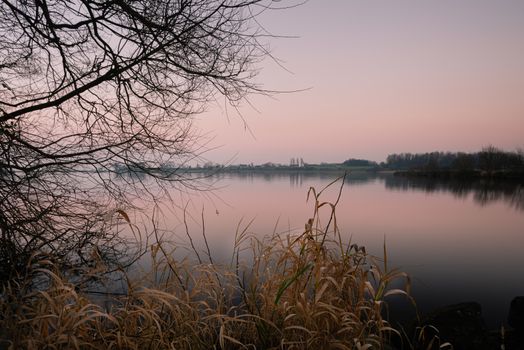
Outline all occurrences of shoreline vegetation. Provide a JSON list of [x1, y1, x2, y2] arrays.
[[384, 146, 524, 182]]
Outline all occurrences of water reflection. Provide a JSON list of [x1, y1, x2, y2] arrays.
[[203, 171, 524, 211], [112, 169, 524, 211], [206, 171, 382, 186], [110, 170, 524, 329], [219, 171, 524, 211], [383, 175, 524, 211]]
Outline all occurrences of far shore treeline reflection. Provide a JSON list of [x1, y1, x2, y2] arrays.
[[113, 169, 524, 212], [384, 175, 524, 211]]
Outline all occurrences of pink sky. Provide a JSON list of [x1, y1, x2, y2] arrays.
[[195, 0, 524, 164]]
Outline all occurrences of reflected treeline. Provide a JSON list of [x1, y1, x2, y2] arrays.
[[112, 169, 524, 211], [384, 176, 524, 211], [206, 170, 384, 187], [113, 169, 386, 190]]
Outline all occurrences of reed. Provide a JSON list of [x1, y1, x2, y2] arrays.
[[1, 177, 418, 349]]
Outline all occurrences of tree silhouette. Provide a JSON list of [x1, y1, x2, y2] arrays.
[[0, 0, 290, 280]]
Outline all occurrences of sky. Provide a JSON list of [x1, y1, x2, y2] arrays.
[[194, 0, 524, 165]]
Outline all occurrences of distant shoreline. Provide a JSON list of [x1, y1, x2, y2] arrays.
[[179, 164, 380, 174]]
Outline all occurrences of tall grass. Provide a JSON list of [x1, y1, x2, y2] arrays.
[[1, 177, 415, 349]]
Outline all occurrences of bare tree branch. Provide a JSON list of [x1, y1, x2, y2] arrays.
[[0, 0, 292, 280]]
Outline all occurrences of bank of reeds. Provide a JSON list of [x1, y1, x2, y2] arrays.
[[0, 177, 415, 349]]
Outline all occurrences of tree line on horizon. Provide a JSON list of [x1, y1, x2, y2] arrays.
[[384, 146, 524, 172], [121, 147, 524, 172]]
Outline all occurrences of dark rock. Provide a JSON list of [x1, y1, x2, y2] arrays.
[[419, 302, 495, 350], [505, 297, 524, 349], [396, 298, 524, 350], [503, 328, 524, 350], [508, 296, 524, 330]]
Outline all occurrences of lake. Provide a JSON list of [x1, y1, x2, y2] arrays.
[[125, 171, 524, 329]]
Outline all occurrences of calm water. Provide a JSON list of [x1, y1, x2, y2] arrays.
[[127, 171, 524, 328]]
